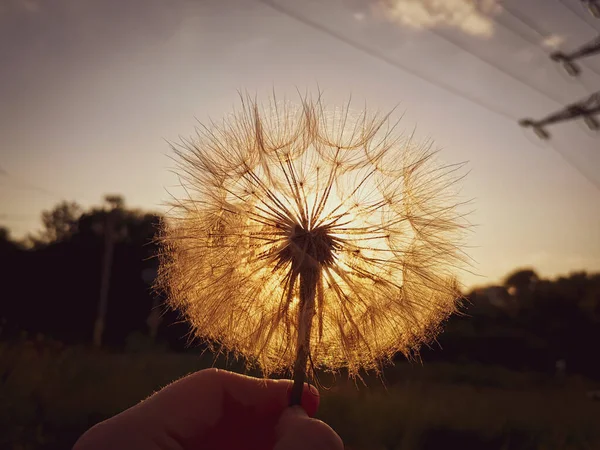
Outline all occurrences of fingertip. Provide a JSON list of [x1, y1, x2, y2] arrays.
[[302, 383, 320, 417], [275, 407, 344, 450], [211, 370, 320, 418]]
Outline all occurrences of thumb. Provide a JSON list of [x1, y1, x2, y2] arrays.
[[274, 406, 343, 450]]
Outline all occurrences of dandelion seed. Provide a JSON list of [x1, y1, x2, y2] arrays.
[[158, 92, 470, 405]]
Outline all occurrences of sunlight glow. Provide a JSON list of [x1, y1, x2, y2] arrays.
[[158, 94, 469, 376]]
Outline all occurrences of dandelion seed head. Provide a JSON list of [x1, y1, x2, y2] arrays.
[[158, 93, 470, 377]]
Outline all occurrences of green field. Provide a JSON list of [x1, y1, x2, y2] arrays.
[[2, 339, 599, 450]]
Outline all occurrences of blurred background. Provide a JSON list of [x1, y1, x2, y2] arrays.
[[1, 0, 599, 449]]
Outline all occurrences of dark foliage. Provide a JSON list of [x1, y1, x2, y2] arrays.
[[423, 269, 600, 378], [0, 198, 193, 351], [1, 200, 599, 378]]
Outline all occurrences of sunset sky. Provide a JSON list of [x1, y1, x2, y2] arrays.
[[1, 0, 599, 288]]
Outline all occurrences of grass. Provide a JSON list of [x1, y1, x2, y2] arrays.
[[1, 338, 599, 450]]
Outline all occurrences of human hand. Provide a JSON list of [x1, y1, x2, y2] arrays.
[[73, 368, 343, 450]]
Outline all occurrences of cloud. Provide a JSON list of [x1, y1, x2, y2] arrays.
[[541, 34, 565, 49], [375, 0, 501, 37]]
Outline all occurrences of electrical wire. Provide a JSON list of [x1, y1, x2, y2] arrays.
[[267, 0, 574, 107], [257, 0, 516, 120], [255, 0, 600, 192], [499, 3, 600, 79], [0, 167, 64, 199], [0, 213, 38, 221], [558, 0, 600, 33], [422, 23, 570, 106], [548, 139, 600, 190]]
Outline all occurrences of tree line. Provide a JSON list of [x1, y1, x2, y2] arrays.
[[0, 196, 190, 351], [1, 197, 599, 378]]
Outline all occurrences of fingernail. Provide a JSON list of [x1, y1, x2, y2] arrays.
[[286, 383, 319, 417]]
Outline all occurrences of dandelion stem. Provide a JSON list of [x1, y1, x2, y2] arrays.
[[290, 266, 318, 406]]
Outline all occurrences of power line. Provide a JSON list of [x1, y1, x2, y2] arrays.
[[0, 166, 64, 199], [520, 91, 600, 139], [500, 4, 600, 78], [580, 0, 600, 18], [549, 139, 600, 190], [558, 0, 600, 33], [551, 35, 600, 77], [0, 213, 38, 221], [497, 6, 556, 47], [423, 23, 570, 106], [256, 0, 516, 120], [0, 181, 62, 198], [255, 0, 600, 192]]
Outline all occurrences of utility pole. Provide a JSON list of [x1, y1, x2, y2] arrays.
[[551, 35, 600, 76], [581, 0, 600, 18], [93, 208, 116, 348], [519, 11, 600, 139], [141, 267, 162, 341], [519, 91, 600, 139]]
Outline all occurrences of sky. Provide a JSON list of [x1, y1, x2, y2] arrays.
[[1, 0, 599, 288]]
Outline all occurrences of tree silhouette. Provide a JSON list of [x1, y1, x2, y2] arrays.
[[38, 201, 82, 244], [1, 196, 599, 378], [104, 194, 125, 211], [0, 226, 21, 253], [0, 196, 175, 347], [504, 268, 538, 292]]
